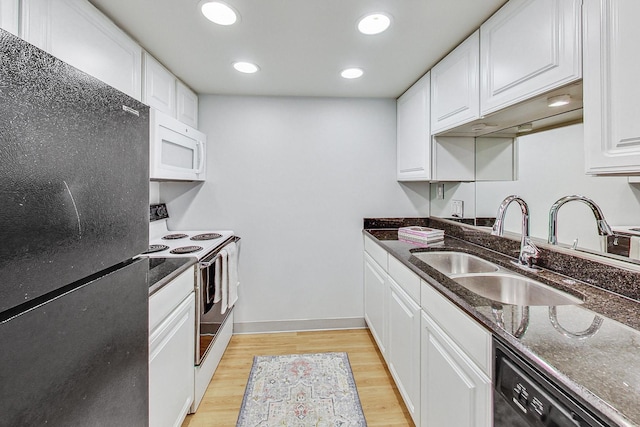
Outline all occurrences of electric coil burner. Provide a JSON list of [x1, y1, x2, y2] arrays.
[[145, 203, 234, 260], [170, 246, 203, 255], [191, 233, 222, 241], [143, 244, 169, 254], [162, 233, 188, 240]]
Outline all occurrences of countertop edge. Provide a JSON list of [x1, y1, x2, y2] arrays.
[[147, 257, 198, 296]]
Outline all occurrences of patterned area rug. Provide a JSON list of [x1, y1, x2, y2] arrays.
[[236, 352, 367, 426]]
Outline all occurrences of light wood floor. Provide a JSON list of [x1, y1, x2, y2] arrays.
[[182, 329, 414, 427]]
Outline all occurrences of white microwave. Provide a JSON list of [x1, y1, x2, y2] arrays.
[[150, 109, 206, 181]]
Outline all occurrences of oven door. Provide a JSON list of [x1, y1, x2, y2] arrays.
[[150, 109, 206, 182], [195, 237, 240, 365]]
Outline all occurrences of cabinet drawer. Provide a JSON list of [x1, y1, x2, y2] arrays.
[[149, 267, 195, 332], [388, 256, 420, 302], [364, 235, 388, 271], [421, 280, 491, 375]]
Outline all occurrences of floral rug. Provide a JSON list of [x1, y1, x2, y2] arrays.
[[236, 352, 367, 426]]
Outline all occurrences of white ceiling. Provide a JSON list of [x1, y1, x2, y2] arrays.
[[89, 0, 507, 98]]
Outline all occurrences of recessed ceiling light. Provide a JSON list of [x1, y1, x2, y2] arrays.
[[341, 68, 364, 79], [357, 13, 391, 35], [547, 94, 571, 107], [233, 61, 259, 74], [200, 1, 238, 26]]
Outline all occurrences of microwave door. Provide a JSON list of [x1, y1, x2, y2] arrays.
[[157, 126, 199, 173], [150, 109, 206, 181]]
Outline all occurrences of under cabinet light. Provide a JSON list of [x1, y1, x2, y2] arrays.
[[200, 1, 238, 26], [518, 123, 533, 133], [471, 123, 497, 132], [547, 94, 571, 107]]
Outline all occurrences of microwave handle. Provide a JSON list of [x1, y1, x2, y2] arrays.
[[196, 140, 205, 173]]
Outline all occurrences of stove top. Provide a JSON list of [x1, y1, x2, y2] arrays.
[[147, 229, 234, 260], [143, 203, 234, 260]]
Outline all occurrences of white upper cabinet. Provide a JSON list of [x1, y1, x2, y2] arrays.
[[0, 0, 20, 35], [584, 0, 640, 174], [177, 81, 199, 129], [480, 0, 582, 116], [431, 30, 480, 135], [143, 52, 199, 129], [143, 52, 177, 117], [21, 0, 142, 100], [397, 72, 431, 181]]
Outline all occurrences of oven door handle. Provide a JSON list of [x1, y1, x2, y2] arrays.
[[200, 260, 214, 269], [199, 251, 222, 269]]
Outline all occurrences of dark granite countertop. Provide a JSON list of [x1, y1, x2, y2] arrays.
[[146, 257, 197, 296], [364, 223, 640, 427]]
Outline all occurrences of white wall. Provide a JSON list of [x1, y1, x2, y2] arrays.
[[475, 123, 640, 251], [429, 182, 476, 219], [160, 95, 430, 331]]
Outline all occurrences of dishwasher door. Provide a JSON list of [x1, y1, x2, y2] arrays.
[[493, 339, 609, 427]]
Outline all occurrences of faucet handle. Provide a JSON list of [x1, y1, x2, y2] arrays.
[[519, 237, 541, 268]]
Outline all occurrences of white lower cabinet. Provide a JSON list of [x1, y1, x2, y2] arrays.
[[364, 252, 388, 358], [364, 241, 493, 427], [420, 311, 491, 427], [387, 279, 421, 425], [149, 268, 196, 427]]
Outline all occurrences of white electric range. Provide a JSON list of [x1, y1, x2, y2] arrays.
[[143, 203, 238, 414], [144, 203, 234, 261]]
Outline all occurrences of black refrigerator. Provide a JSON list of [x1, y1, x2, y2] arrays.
[[0, 30, 150, 426]]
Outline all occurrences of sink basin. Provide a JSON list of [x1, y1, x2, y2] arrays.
[[412, 251, 500, 275], [452, 273, 583, 306]]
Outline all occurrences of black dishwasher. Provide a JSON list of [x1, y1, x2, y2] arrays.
[[493, 339, 612, 427]]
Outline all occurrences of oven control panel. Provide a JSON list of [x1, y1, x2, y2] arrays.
[[150, 203, 169, 222]]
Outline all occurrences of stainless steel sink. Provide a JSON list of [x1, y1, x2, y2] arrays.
[[452, 273, 583, 306], [412, 251, 500, 275]]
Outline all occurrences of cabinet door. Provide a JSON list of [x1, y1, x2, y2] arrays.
[[431, 30, 480, 135], [143, 52, 177, 117], [0, 0, 19, 35], [21, 0, 142, 100], [420, 312, 491, 427], [584, 0, 640, 174], [364, 253, 388, 358], [388, 280, 421, 425], [150, 292, 195, 427], [177, 80, 199, 128], [480, 0, 582, 115], [397, 72, 431, 181]]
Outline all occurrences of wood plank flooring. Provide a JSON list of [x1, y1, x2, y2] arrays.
[[181, 329, 414, 427]]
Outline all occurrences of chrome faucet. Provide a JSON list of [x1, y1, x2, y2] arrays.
[[492, 195, 541, 269], [548, 195, 614, 246]]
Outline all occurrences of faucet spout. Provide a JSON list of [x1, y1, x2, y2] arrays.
[[548, 195, 614, 245], [492, 195, 540, 268]]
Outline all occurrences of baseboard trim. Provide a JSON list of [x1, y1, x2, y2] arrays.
[[234, 317, 366, 334]]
